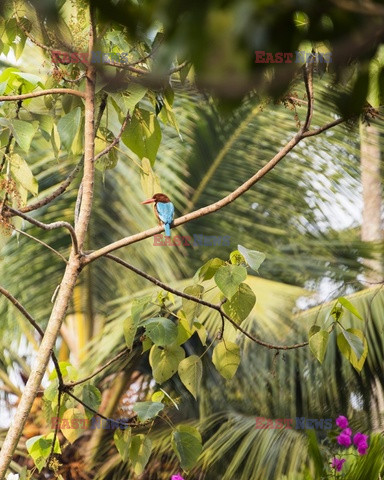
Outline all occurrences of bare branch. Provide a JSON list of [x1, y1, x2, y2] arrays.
[[19, 161, 82, 214], [94, 111, 131, 162], [11, 227, 68, 264], [103, 254, 308, 350], [302, 117, 346, 138], [301, 57, 314, 133], [66, 349, 129, 387], [5, 206, 79, 255], [0, 89, 85, 102]]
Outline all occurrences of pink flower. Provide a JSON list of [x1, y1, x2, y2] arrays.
[[342, 428, 352, 436], [337, 432, 352, 447], [335, 416, 349, 429], [171, 474, 185, 480], [331, 458, 346, 472], [357, 442, 368, 455], [353, 432, 368, 447]]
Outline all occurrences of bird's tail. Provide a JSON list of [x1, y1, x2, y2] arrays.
[[164, 223, 171, 237]]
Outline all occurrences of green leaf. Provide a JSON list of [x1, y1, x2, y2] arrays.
[[230, 250, 246, 265], [171, 425, 202, 471], [178, 355, 203, 399], [338, 297, 364, 321], [182, 284, 204, 327], [212, 341, 241, 380], [309, 330, 329, 363], [114, 427, 131, 462], [124, 295, 151, 349], [26, 434, 60, 472], [10, 153, 38, 195], [133, 401, 164, 422], [130, 434, 152, 475], [111, 83, 147, 113], [57, 107, 82, 151], [174, 312, 194, 345], [11, 120, 38, 153], [122, 108, 161, 164], [149, 344, 185, 384], [308, 325, 321, 337], [340, 328, 364, 359], [195, 257, 226, 281], [143, 317, 178, 346], [151, 391, 164, 402], [123, 316, 138, 350], [237, 245, 266, 272], [222, 282, 256, 324], [82, 384, 102, 419], [337, 328, 368, 372], [214, 265, 247, 299]]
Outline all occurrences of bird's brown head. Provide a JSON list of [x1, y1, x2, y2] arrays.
[[141, 193, 171, 204]]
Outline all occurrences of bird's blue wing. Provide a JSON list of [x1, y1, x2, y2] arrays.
[[156, 202, 174, 224]]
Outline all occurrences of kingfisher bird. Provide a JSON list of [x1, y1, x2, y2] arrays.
[[141, 193, 174, 237]]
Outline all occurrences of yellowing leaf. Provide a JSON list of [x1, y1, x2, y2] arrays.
[[178, 355, 203, 399], [10, 153, 38, 195], [212, 341, 240, 380]]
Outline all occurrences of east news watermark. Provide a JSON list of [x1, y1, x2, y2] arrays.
[[255, 417, 333, 430], [254, 50, 332, 64]]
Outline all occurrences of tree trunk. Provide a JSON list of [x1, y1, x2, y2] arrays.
[[360, 120, 384, 432]]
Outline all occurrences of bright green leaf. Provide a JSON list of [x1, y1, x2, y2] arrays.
[[143, 317, 178, 346], [338, 297, 364, 321], [195, 258, 226, 282], [222, 282, 256, 324], [133, 401, 164, 422], [149, 344, 185, 384], [214, 265, 247, 299]]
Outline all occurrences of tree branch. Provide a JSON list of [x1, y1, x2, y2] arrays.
[[66, 348, 129, 387], [18, 161, 83, 214], [103, 254, 308, 350], [11, 227, 68, 264], [0, 89, 85, 102], [5, 206, 79, 255], [301, 117, 346, 138]]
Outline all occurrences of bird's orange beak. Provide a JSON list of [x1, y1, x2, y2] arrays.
[[141, 198, 155, 204]]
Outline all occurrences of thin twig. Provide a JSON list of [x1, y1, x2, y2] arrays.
[[302, 118, 346, 138], [0, 89, 85, 102], [11, 227, 68, 264], [64, 389, 141, 428], [103, 254, 308, 350], [66, 349, 129, 387], [18, 160, 83, 214], [5, 206, 79, 255]]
